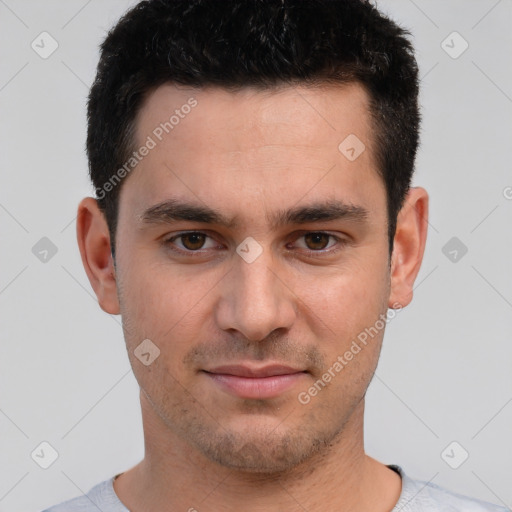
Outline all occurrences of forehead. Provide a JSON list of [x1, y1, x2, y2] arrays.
[[136, 81, 374, 152], [120, 82, 385, 226]]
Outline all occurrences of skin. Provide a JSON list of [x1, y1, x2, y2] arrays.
[[77, 82, 428, 512]]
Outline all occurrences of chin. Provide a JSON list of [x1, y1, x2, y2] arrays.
[[188, 421, 335, 474]]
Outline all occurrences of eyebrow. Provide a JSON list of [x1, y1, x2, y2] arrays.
[[139, 198, 369, 230]]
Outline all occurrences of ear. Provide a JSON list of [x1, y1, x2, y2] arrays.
[[388, 187, 429, 309], [76, 197, 120, 315]]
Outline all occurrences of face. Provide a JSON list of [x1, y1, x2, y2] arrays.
[[109, 83, 400, 472]]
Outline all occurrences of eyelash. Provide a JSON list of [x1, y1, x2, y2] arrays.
[[162, 231, 347, 259]]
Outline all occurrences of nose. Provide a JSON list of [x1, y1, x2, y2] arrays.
[[214, 249, 297, 342]]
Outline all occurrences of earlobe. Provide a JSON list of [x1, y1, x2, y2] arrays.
[[388, 187, 429, 309], [76, 197, 120, 315]]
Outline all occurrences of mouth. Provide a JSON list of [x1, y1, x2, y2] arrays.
[[202, 364, 309, 400]]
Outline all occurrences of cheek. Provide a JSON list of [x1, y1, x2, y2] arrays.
[[300, 258, 389, 342], [118, 265, 203, 399], [118, 256, 220, 366], [121, 252, 200, 318], [117, 233, 231, 374], [300, 269, 388, 401]]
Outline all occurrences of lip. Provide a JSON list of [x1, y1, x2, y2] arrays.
[[203, 364, 308, 399], [206, 364, 304, 378]]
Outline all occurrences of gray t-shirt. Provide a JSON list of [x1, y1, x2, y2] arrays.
[[41, 464, 508, 512]]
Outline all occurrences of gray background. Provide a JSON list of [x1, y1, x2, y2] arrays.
[[1, 1, 511, 511]]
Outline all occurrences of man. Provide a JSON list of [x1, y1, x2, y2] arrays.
[[42, 0, 507, 511]]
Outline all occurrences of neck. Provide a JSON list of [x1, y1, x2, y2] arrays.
[[114, 392, 401, 512]]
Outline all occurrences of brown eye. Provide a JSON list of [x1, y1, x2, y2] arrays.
[[163, 231, 222, 257], [303, 232, 331, 250], [180, 233, 207, 250]]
